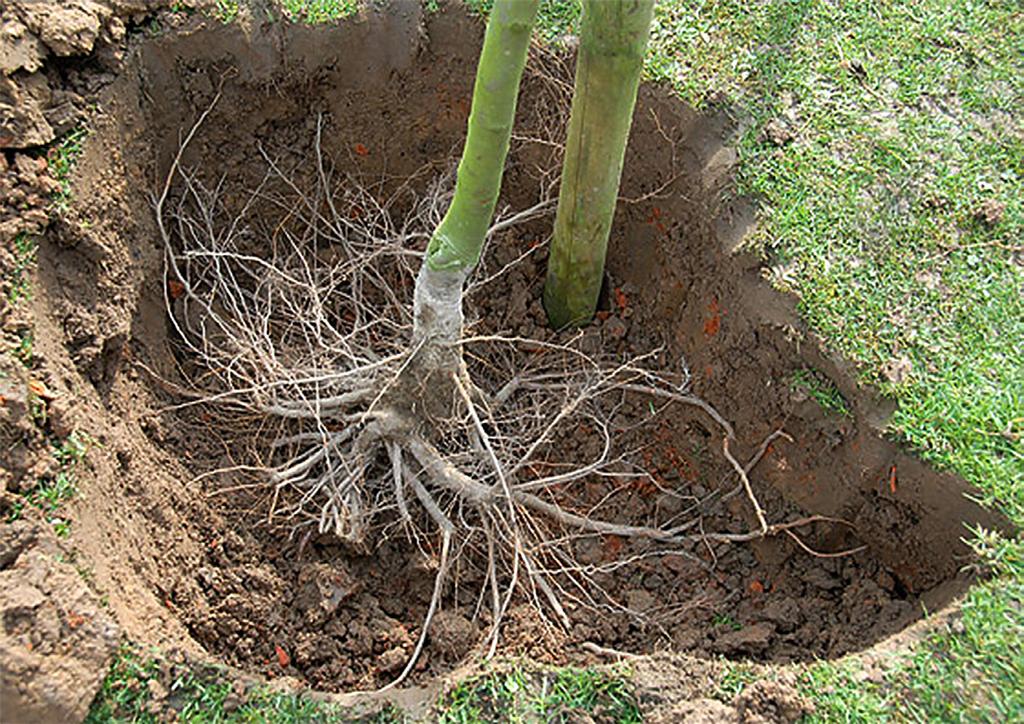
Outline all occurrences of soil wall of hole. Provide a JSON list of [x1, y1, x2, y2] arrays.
[[27, 4, 1009, 694]]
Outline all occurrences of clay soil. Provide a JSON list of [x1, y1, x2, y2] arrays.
[[0, 1, 1010, 716]]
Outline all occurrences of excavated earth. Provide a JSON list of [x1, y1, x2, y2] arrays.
[[0, 2, 1011, 721]]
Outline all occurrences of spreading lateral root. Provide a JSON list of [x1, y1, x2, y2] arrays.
[[155, 106, 866, 689]]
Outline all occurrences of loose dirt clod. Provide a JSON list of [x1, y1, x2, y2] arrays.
[[0, 523, 120, 723], [0, 0, 136, 147], [1, 1, 1010, 709]]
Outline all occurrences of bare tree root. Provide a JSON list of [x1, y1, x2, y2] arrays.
[[155, 102, 866, 689]]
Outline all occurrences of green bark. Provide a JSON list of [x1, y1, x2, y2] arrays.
[[424, 0, 540, 272], [542, 0, 654, 328]]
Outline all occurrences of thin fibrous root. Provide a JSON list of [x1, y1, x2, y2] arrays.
[[157, 94, 869, 690]]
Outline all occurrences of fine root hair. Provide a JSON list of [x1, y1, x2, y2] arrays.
[[154, 96, 866, 689]]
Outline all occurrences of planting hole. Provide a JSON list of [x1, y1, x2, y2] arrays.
[[36, 6, 1006, 693]]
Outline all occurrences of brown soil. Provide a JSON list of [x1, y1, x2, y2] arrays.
[[0, 520, 120, 723], [0, 0, 1010, 715], [635, 654, 814, 724]]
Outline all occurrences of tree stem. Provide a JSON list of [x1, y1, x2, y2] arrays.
[[423, 0, 539, 275], [413, 0, 539, 362], [543, 0, 654, 328]]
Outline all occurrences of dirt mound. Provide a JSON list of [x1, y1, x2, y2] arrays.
[[0, 0, 197, 148], [0, 521, 120, 723], [0, 0, 1010, 714], [637, 656, 812, 723]]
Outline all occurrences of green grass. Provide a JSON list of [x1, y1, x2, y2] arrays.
[[716, 663, 757, 702], [89, 655, 639, 724], [799, 660, 892, 723], [648, 1, 1021, 718], [787, 534, 1024, 722], [47, 127, 87, 211], [85, 646, 163, 724], [464, 0, 581, 42], [438, 664, 640, 723], [894, 531, 1024, 720], [711, 612, 743, 631], [280, 0, 359, 24], [638, 0, 1024, 514], [439, 667, 528, 723], [791, 368, 851, 417], [13, 328, 35, 368], [86, 645, 403, 723], [476, 0, 1023, 718], [212, 0, 239, 22], [8, 431, 91, 537], [6, 233, 37, 305]]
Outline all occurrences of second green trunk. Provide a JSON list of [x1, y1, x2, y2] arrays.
[[543, 0, 654, 328]]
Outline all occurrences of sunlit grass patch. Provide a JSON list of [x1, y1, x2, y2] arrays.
[[47, 127, 87, 211], [439, 663, 640, 723], [86, 644, 403, 723], [8, 431, 92, 538], [280, 0, 360, 24], [6, 233, 36, 305]]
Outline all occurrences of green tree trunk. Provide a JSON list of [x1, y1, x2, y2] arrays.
[[413, 0, 539, 365], [542, 0, 654, 328]]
